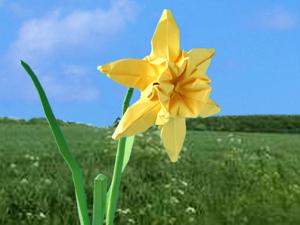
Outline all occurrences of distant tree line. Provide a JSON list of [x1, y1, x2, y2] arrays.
[[186, 115, 300, 133], [1, 115, 300, 133], [0, 117, 76, 127]]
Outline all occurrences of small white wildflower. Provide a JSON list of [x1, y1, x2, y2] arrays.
[[128, 218, 135, 224], [39, 212, 46, 218], [180, 180, 188, 187], [169, 217, 176, 224], [164, 184, 171, 189], [26, 212, 32, 217], [177, 189, 184, 195], [170, 196, 179, 204], [32, 162, 39, 167], [186, 206, 196, 214], [10, 163, 17, 169], [21, 178, 28, 184], [122, 208, 131, 214], [44, 179, 51, 185]]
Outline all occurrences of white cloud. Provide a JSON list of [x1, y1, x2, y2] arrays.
[[258, 7, 297, 31], [11, 0, 138, 60], [3, 0, 139, 103]]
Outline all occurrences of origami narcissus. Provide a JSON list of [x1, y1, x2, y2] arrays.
[[98, 9, 220, 162]]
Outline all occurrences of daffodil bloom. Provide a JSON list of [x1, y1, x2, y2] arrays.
[[98, 9, 220, 162]]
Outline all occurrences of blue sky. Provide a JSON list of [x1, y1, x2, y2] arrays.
[[0, 0, 299, 126]]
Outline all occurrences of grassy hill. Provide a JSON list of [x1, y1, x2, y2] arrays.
[[1, 117, 300, 225]]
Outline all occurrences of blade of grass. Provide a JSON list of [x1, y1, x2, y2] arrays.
[[20, 60, 90, 225], [93, 174, 107, 225]]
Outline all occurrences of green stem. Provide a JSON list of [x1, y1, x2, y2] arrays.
[[106, 88, 134, 225], [122, 88, 134, 115], [93, 174, 107, 225], [20, 60, 90, 225]]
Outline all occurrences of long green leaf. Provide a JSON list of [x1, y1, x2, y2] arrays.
[[93, 174, 107, 225], [20, 60, 90, 225]]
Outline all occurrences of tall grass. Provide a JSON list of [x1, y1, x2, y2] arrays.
[[1, 123, 300, 225]]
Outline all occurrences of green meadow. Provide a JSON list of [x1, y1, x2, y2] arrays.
[[1, 117, 300, 225]]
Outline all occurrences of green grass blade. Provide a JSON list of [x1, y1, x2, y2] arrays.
[[20, 60, 90, 225], [93, 174, 107, 225]]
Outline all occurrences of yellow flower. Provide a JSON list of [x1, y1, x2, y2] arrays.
[[98, 9, 220, 162]]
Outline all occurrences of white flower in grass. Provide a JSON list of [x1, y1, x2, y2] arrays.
[[170, 196, 179, 204], [169, 217, 176, 224], [177, 189, 185, 195], [180, 180, 188, 187], [128, 218, 135, 224], [164, 184, 171, 189], [122, 208, 131, 214], [32, 161, 39, 167], [39, 212, 46, 219], [21, 178, 28, 184], [186, 206, 196, 214], [44, 178, 52, 185], [10, 163, 17, 169]]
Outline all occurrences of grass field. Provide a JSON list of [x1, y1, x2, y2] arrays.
[[1, 122, 300, 225]]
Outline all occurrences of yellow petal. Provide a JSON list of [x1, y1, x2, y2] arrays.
[[160, 117, 186, 162], [177, 78, 211, 101], [156, 108, 170, 125], [185, 48, 215, 76], [198, 99, 220, 118], [150, 9, 180, 61], [112, 98, 160, 139], [98, 59, 157, 91]]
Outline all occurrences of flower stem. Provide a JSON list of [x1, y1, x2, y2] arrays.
[[122, 88, 134, 114], [106, 88, 134, 225]]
